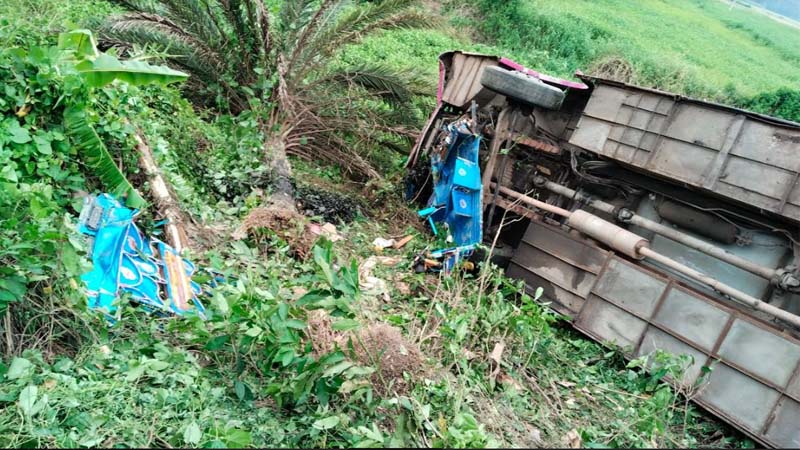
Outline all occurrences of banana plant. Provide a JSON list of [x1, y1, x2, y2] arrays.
[[58, 29, 188, 208]]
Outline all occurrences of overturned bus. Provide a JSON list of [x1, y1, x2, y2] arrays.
[[405, 51, 800, 447]]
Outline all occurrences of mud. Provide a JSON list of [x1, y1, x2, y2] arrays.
[[294, 183, 364, 224]]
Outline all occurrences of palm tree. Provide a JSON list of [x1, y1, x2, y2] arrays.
[[101, 0, 432, 198]]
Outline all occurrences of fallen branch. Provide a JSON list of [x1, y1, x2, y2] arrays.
[[134, 131, 191, 251]]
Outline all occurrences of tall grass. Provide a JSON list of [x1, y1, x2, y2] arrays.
[[460, 0, 800, 122]]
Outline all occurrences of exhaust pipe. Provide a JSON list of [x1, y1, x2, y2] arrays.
[[490, 183, 800, 329]]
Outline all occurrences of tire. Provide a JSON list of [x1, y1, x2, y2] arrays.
[[480, 66, 565, 110]]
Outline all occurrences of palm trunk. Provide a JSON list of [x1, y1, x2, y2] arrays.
[[264, 63, 297, 212], [265, 132, 296, 211]]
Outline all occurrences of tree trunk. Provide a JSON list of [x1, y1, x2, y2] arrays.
[[265, 132, 297, 212], [134, 131, 191, 251]]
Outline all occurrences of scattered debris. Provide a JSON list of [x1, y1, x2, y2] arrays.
[[497, 372, 524, 391], [463, 348, 479, 360], [394, 280, 411, 296], [529, 427, 543, 446], [372, 237, 397, 250], [489, 342, 505, 370], [393, 235, 414, 249], [309, 222, 344, 242], [358, 256, 401, 300], [78, 194, 207, 322], [375, 256, 403, 266], [564, 429, 582, 449]]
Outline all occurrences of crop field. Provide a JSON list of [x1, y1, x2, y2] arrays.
[[464, 0, 800, 119]]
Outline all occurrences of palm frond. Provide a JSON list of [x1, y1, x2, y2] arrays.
[[325, 64, 416, 105], [64, 108, 147, 208], [286, 0, 338, 66], [241, 0, 272, 59], [110, 0, 162, 14], [104, 12, 227, 72], [278, 0, 318, 40], [161, 0, 225, 48], [289, 0, 434, 81]]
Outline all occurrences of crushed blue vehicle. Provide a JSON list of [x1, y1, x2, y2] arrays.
[[78, 194, 207, 322], [415, 117, 483, 272]]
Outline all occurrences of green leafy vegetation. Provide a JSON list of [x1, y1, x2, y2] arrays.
[[3, 0, 789, 447], [458, 0, 800, 122], [100, 0, 435, 180]]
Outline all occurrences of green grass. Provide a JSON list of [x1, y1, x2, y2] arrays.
[[461, 0, 800, 120], [0, 0, 776, 447]]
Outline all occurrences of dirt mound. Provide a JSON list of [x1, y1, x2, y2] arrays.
[[307, 310, 423, 396], [232, 207, 316, 259], [591, 56, 636, 84], [354, 323, 423, 396]]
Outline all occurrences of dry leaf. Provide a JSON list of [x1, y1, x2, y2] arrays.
[[498, 372, 524, 391], [564, 429, 582, 448], [489, 341, 505, 366], [529, 426, 542, 444], [395, 281, 411, 295], [393, 235, 414, 249]]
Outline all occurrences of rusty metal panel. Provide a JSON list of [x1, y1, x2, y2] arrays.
[[591, 258, 666, 318], [521, 222, 609, 273], [717, 319, 800, 388], [636, 327, 707, 386], [508, 221, 611, 317], [569, 82, 800, 223], [653, 287, 731, 352], [765, 398, 800, 447], [506, 262, 584, 316], [577, 296, 648, 350], [507, 217, 800, 446], [699, 363, 782, 432], [441, 53, 499, 108], [510, 244, 597, 298], [787, 370, 800, 399]]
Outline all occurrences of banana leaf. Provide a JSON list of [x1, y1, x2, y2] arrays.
[[57, 29, 99, 60], [58, 29, 188, 88], [63, 108, 147, 209], [75, 53, 189, 88]]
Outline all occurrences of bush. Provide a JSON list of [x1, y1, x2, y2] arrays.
[[743, 88, 800, 123]]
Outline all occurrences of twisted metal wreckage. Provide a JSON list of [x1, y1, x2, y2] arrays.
[[78, 194, 210, 323], [407, 51, 800, 447]]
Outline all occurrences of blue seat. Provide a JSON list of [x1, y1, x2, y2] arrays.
[[452, 189, 475, 217], [453, 157, 481, 191]]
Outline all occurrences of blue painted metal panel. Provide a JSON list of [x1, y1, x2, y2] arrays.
[[421, 119, 483, 271]]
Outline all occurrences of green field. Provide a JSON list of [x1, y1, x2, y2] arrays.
[[457, 0, 800, 119]]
